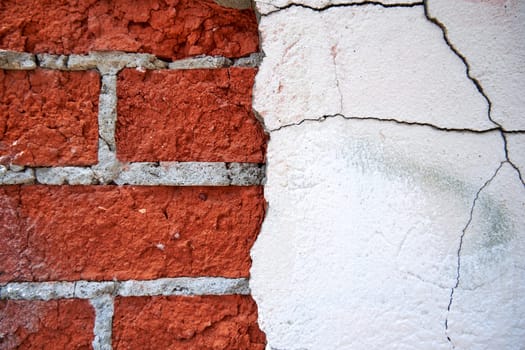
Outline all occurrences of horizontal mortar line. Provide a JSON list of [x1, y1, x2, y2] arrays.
[[0, 162, 265, 186], [0, 277, 250, 300], [1, 50, 263, 72]]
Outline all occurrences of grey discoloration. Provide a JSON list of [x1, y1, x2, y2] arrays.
[[233, 53, 265, 67], [16, 162, 262, 186], [228, 162, 266, 185], [3, 162, 263, 186], [0, 168, 35, 185], [0, 282, 74, 301], [67, 52, 168, 74], [36, 54, 69, 70], [169, 55, 233, 69], [98, 75, 118, 152], [35, 167, 95, 185], [0, 50, 36, 70], [117, 277, 250, 296], [74, 281, 118, 299], [92, 140, 121, 185], [91, 295, 114, 350], [214, 0, 253, 9], [0, 278, 250, 300], [115, 162, 264, 186]]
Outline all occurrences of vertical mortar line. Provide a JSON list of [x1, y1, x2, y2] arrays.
[[98, 74, 118, 153], [90, 294, 114, 350], [94, 73, 121, 184]]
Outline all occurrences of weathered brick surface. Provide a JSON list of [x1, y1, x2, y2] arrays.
[[113, 295, 266, 350], [116, 68, 267, 163], [0, 299, 94, 349], [0, 69, 99, 166], [0, 0, 258, 60], [0, 185, 264, 282]]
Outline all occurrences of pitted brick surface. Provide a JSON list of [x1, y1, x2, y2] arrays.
[[116, 68, 266, 162], [113, 295, 265, 350], [0, 299, 94, 349], [0, 69, 99, 166], [0, 185, 264, 282], [0, 0, 259, 60]]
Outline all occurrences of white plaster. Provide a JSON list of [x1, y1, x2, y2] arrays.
[[447, 164, 525, 348], [506, 133, 525, 181], [251, 118, 509, 349], [255, 0, 421, 15], [426, 0, 525, 131], [254, 5, 494, 131]]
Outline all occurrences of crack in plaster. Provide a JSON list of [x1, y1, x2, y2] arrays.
[[501, 133, 525, 187], [261, 0, 525, 190], [259, 1, 424, 16], [422, 1, 500, 131], [269, 113, 503, 134], [444, 161, 505, 348]]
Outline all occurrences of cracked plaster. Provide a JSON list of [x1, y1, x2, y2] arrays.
[[254, 4, 494, 131], [446, 163, 525, 348], [251, 0, 525, 349], [426, 0, 525, 131], [255, 0, 422, 15]]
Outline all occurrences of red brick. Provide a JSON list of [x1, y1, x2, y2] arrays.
[[0, 299, 94, 350], [0, 69, 99, 166], [0, 0, 258, 60], [113, 295, 265, 350], [0, 185, 264, 282], [116, 68, 267, 163]]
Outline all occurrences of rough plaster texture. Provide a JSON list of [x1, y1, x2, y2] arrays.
[[254, 0, 422, 15], [251, 1, 525, 349], [426, 0, 525, 131], [253, 5, 494, 131]]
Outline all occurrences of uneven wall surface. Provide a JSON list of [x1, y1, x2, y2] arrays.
[[251, 0, 525, 349], [0, 1, 266, 349]]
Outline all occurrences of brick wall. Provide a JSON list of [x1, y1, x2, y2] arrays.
[[0, 1, 267, 349]]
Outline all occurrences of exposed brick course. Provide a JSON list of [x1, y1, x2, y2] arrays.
[[0, 0, 259, 60], [0, 299, 94, 349], [116, 68, 267, 163], [0, 69, 99, 166], [113, 295, 266, 350], [0, 185, 264, 282]]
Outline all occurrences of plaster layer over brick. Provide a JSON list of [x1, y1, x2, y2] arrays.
[[254, 5, 494, 131], [250, 118, 517, 349], [254, 0, 421, 15], [426, 0, 525, 130]]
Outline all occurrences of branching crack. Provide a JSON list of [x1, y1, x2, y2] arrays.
[[260, 1, 424, 16], [422, 1, 501, 130], [444, 161, 504, 348], [501, 132, 525, 187]]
